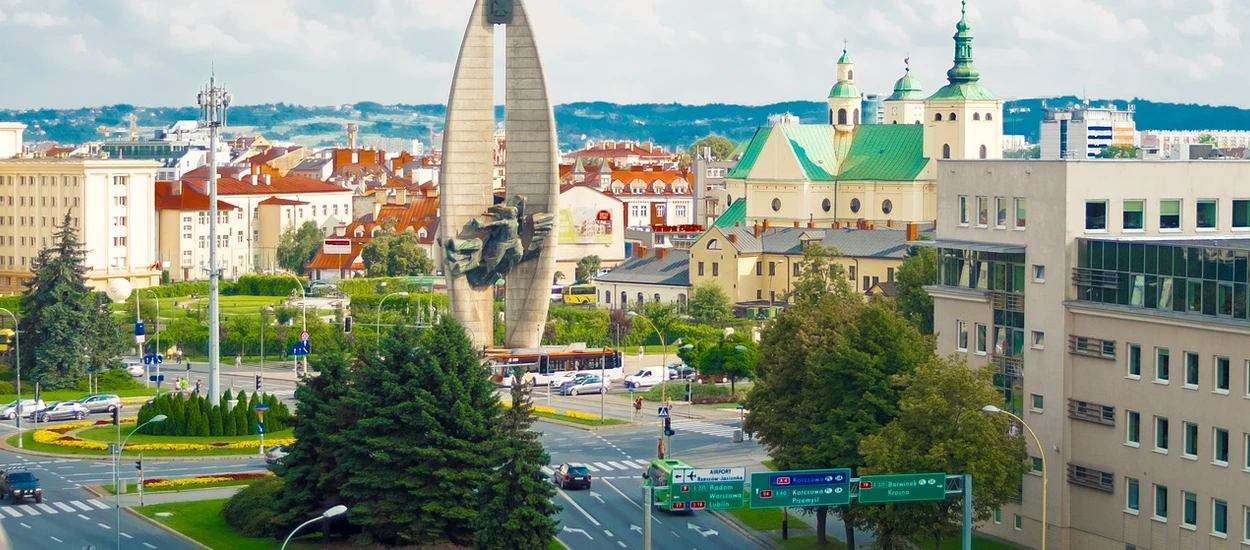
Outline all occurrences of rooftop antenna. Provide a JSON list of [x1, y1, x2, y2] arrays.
[[195, 70, 231, 408]]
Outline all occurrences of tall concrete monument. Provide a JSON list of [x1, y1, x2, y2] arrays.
[[440, 0, 559, 350]]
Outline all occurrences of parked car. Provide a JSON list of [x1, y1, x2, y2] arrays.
[[553, 372, 595, 392], [28, 401, 90, 422], [264, 445, 289, 465], [624, 367, 667, 389], [0, 399, 44, 421], [551, 463, 592, 490], [561, 375, 611, 396], [0, 467, 42, 504], [671, 366, 698, 381], [305, 281, 337, 296], [76, 394, 122, 414], [125, 362, 146, 377]]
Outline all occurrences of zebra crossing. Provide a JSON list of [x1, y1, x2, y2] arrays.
[[0, 498, 111, 519], [541, 458, 651, 478], [669, 419, 740, 439]]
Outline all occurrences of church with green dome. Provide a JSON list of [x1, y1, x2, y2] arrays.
[[720, 0, 1004, 228]]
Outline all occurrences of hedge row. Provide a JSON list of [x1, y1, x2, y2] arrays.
[[135, 390, 290, 437]]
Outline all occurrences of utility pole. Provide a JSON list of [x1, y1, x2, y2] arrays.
[[197, 74, 231, 406]]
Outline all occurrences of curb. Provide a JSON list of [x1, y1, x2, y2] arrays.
[[711, 510, 786, 550], [534, 417, 634, 432], [86, 483, 249, 499], [0, 437, 261, 462], [126, 506, 213, 550]]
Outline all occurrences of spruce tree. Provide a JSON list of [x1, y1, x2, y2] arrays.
[[209, 405, 224, 436], [277, 350, 355, 531], [223, 402, 237, 436], [472, 370, 560, 550], [335, 318, 500, 545], [234, 399, 249, 435], [168, 395, 186, 436], [19, 213, 92, 388]]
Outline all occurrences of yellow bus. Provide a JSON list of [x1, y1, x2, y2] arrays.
[[0, 328, 12, 353], [561, 284, 596, 305]]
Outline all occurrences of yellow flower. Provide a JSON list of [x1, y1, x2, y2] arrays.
[[564, 410, 600, 420]]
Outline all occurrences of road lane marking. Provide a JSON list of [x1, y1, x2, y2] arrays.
[[583, 464, 600, 472], [592, 462, 612, 471], [98, 522, 112, 530], [78, 514, 91, 520], [121, 532, 133, 539], [541, 466, 554, 476], [143, 543, 156, 548], [88, 499, 110, 509], [36, 503, 56, 514], [53, 502, 76, 512], [50, 536, 63, 543], [71, 500, 93, 511], [19, 522, 30, 529], [555, 488, 601, 527], [0, 508, 21, 518], [18, 505, 39, 515]]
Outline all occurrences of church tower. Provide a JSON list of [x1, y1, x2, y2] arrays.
[[923, 0, 1004, 160], [826, 44, 862, 131], [883, 59, 926, 125]]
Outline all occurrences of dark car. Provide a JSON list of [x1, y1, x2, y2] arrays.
[[671, 366, 698, 381], [551, 463, 592, 490], [0, 467, 42, 504]]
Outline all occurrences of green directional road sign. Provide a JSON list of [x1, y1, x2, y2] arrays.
[[857, 473, 947, 504], [749, 468, 852, 509], [669, 467, 746, 511]]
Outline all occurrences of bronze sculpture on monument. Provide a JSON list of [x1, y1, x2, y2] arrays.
[[439, 0, 559, 349]]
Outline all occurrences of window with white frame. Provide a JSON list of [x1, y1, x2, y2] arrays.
[[1183, 422, 1198, 458], [1031, 331, 1044, 349], [1214, 356, 1230, 392], [1184, 351, 1199, 388], [1183, 491, 1196, 527], [1127, 344, 1142, 378], [1156, 348, 1170, 382], [976, 197, 988, 226], [1014, 198, 1026, 228], [958, 196, 969, 225], [675, 204, 687, 219], [975, 324, 987, 354], [1126, 410, 1140, 446], [1126, 478, 1139, 513], [995, 197, 1008, 228], [1155, 416, 1169, 452], [1213, 499, 1227, 536], [1155, 484, 1168, 520], [1214, 427, 1229, 465], [1197, 199, 1217, 229], [956, 321, 968, 351]]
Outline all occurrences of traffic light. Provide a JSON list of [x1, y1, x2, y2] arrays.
[[111, 408, 120, 426], [255, 375, 262, 391], [135, 456, 142, 471], [684, 382, 692, 402], [343, 316, 352, 333], [663, 416, 674, 437]]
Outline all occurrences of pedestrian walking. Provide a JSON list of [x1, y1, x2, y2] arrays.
[[235, 355, 242, 370], [637, 345, 644, 361], [633, 397, 643, 418], [194, 379, 203, 394]]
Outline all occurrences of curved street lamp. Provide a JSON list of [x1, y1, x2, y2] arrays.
[[116, 414, 167, 549], [377, 292, 409, 357], [627, 311, 669, 458], [281, 505, 348, 550], [983, 404, 1046, 550], [0, 307, 21, 448]]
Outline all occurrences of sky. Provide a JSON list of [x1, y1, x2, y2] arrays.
[[0, 0, 1245, 110]]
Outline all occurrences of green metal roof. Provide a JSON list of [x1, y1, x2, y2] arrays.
[[837, 49, 853, 64], [726, 126, 771, 179], [837, 125, 929, 182], [713, 198, 747, 228], [828, 81, 861, 99], [927, 81, 999, 101], [777, 124, 839, 181], [886, 70, 924, 101], [727, 138, 750, 161]]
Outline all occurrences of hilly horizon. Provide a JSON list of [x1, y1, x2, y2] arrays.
[[4, 96, 1250, 154]]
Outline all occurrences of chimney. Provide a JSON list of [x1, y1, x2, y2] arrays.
[[762, 219, 770, 231], [346, 123, 358, 150], [638, 246, 648, 258], [729, 233, 737, 244], [249, 174, 258, 186], [887, 218, 894, 228], [807, 221, 815, 229], [263, 173, 272, 185], [793, 221, 800, 228], [172, 179, 182, 196], [657, 248, 667, 259], [753, 221, 760, 238], [906, 222, 918, 242]]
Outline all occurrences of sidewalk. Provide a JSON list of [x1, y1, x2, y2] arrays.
[[90, 485, 245, 507]]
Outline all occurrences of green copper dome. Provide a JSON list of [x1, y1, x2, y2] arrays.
[[930, 0, 998, 101], [828, 81, 861, 99], [838, 48, 853, 64], [886, 68, 924, 101]]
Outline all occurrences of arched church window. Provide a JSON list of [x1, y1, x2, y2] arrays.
[[829, 110, 834, 125], [973, 113, 981, 121], [986, 113, 994, 121], [854, 109, 860, 124], [942, 144, 951, 159], [949, 113, 957, 121], [848, 69, 854, 80], [621, 291, 628, 305], [837, 109, 848, 125], [935, 113, 943, 122], [980, 145, 988, 159]]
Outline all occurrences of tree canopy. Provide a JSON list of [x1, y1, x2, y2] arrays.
[[276, 221, 323, 274], [20, 213, 97, 388], [1099, 144, 1139, 159], [575, 255, 602, 283], [894, 245, 936, 335], [688, 280, 733, 325], [694, 333, 756, 394], [360, 231, 435, 277], [690, 134, 737, 161]]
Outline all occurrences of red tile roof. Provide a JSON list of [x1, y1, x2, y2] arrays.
[[178, 174, 349, 196], [305, 244, 364, 270], [154, 181, 239, 211], [346, 195, 440, 244], [257, 197, 310, 206]]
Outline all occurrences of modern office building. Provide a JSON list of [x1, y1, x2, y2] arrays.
[[1039, 104, 1136, 159], [862, 93, 885, 125], [925, 159, 1250, 549]]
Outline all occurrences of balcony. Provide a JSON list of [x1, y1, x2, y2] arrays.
[[1066, 398, 1115, 426], [1071, 267, 1119, 290], [988, 290, 1025, 312], [1068, 335, 1116, 360], [1066, 463, 1115, 492]]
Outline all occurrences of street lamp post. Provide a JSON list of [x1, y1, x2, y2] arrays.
[[627, 312, 669, 458], [142, 289, 160, 391], [376, 292, 409, 356], [260, 306, 273, 395], [117, 414, 167, 549], [281, 505, 348, 550], [983, 405, 1046, 550], [277, 273, 308, 376], [0, 308, 20, 448]]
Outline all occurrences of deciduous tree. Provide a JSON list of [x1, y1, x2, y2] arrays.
[[361, 231, 435, 277], [697, 333, 756, 394], [472, 370, 560, 549], [894, 244, 936, 335], [858, 357, 1029, 549], [575, 255, 601, 283], [276, 221, 323, 274], [688, 281, 733, 325], [689, 134, 737, 161]]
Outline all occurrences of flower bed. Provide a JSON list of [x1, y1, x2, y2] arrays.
[[564, 410, 600, 421], [29, 421, 296, 453], [144, 472, 273, 489]]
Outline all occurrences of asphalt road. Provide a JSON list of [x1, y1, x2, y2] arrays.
[[539, 419, 767, 550]]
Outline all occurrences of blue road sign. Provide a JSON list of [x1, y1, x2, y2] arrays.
[[87, 367, 95, 373], [134, 321, 145, 336], [154, 354, 163, 364], [148, 375, 165, 382], [254, 404, 270, 412], [256, 422, 265, 434], [657, 406, 670, 417], [290, 343, 310, 356]]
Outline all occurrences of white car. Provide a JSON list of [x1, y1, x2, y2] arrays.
[[623, 367, 667, 390], [125, 362, 146, 377], [0, 399, 45, 420]]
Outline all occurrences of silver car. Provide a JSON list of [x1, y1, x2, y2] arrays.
[[28, 401, 90, 422], [561, 375, 611, 396], [0, 399, 44, 420], [76, 394, 122, 414]]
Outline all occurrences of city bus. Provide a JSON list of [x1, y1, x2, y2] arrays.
[[561, 284, 597, 305], [643, 458, 695, 511], [488, 346, 624, 387]]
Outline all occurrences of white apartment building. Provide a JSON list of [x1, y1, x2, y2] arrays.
[[0, 123, 161, 294], [1141, 131, 1250, 159], [1040, 105, 1136, 159], [925, 159, 1250, 550]]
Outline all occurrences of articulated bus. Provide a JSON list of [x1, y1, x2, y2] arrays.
[[487, 346, 624, 387], [643, 458, 695, 511], [561, 284, 596, 305]]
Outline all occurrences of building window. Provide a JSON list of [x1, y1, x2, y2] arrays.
[[995, 197, 1007, 228], [675, 204, 687, 219], [198, 236, 206, 249], [935, 113, 943, 121], [1184, 352, 1200, 388], [1030, 456, 1043, 473], [821, 198, 831, 212], [849, 266, 856, 281], [1030, 264, 1045, 283], [1156, 348, 1170, 382], [793, 263, 800, 276], [712, 263, 718, 277], [975, 324, 987, 354], [1014, 198, 1026, 228], [769, 262, 776, 276], [1126, 411, 1140, 446], [1160, 199, 1181, 229], [1215, 356, 1230, 392], [1030, 331, 1044, 349], [1213, 499, 1227, 536], [949, 113, 957, 121], [1013, 514, 1021, 530], [994, 508, 1001, 524], [881, 200, 893, 214], [1155, 485, 1168, 520], [1232, 199, 1250, 229], [1085, 201, 1107, 230], [1126, 478, 1140, 512], [956, 321, 968, 351], [1183, 422, 1198, 458], [698, 262, 704, 276], [958, 196, 969, 225], [756, 289, 763, 300], [771, 198, 781, 212], [1196, 199, 1217, 229], [942, 144, 951, 159], [1183, 491, 1196, 527], [850, 198, 861, 213], [653, 293, 661, 303], [976, 197, 988, 226], [1243, 506, 1250, 542], [887, 267, 894, 282], [979, 144, 988, 159], [1214, 427, 1229, 464], [1122, 199, 1145, 230], [756, 262, 762, 276], [1030, 393, 1043, 411], [1155, 416, 1169, 452]]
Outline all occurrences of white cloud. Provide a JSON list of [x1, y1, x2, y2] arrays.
[[1175, 0, 1241, 42], [13, 11, 67, 28]]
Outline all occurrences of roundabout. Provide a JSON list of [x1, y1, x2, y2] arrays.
[[5, 417, 295, 458]]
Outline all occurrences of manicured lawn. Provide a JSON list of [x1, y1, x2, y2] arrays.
[[729, 503, 810, 531], [7, 431, 265, 458], [775, 534, 847, 550], [77, 424, 293, 446], [533, 411, 626, 427], [0, 387, 156, 404], [102, 476, 263, 495], [135, 498, 319, 550], [916, 535, 1026, 550]]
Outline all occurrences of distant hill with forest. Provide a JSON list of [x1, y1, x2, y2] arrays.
[[2, 97, 1248, 154]]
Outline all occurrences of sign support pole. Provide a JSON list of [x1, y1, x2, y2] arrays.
[[642, 484, 652, 550], [782, 508, 789, 540], [962, 474, 972, 550]]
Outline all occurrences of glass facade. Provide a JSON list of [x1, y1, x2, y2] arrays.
[[1075, 239, 1250, 321], [939, 248, 1027, 413]]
